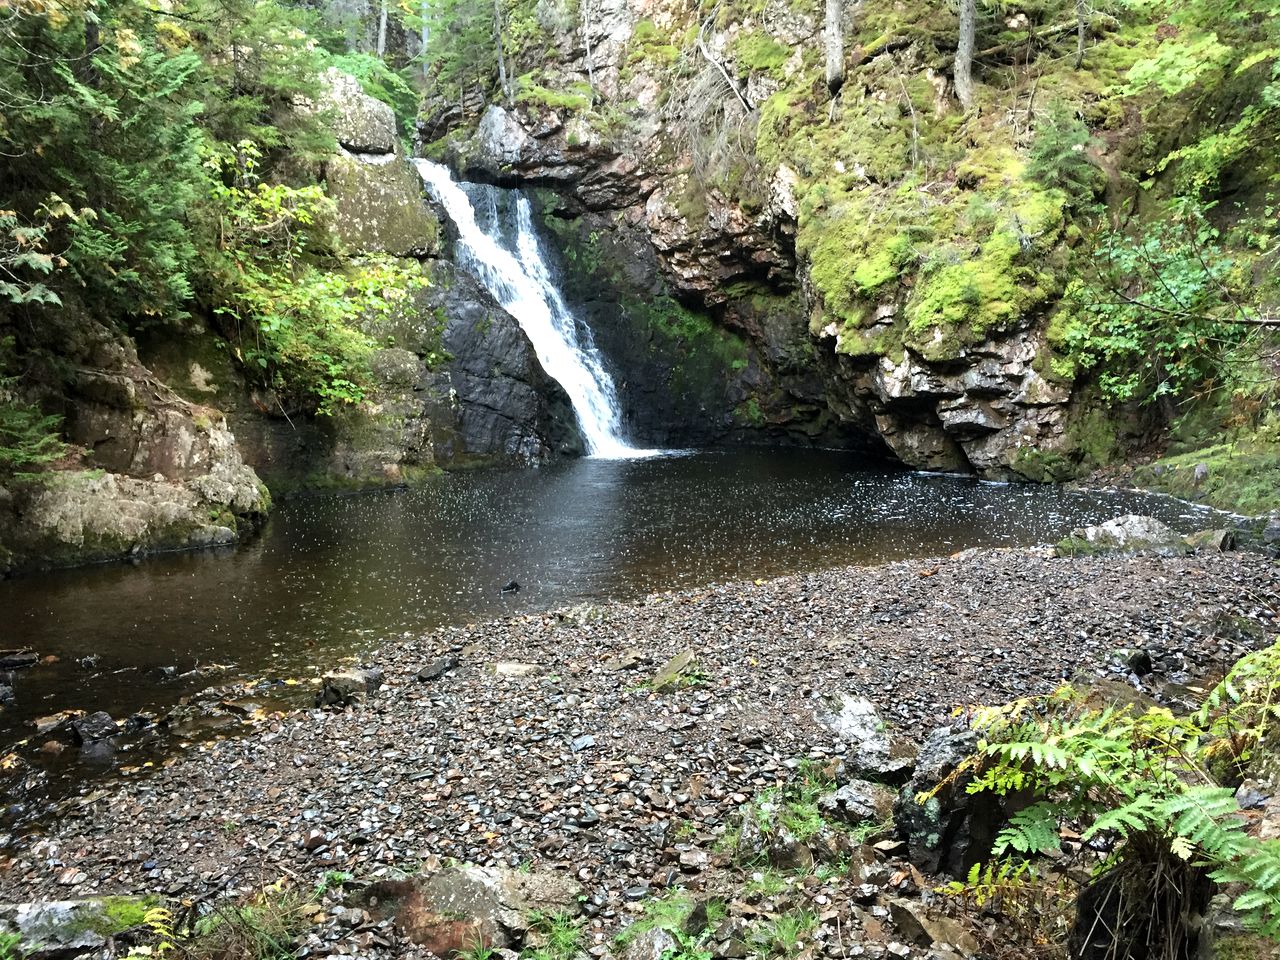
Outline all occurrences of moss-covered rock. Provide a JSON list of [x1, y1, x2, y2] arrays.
[[325, 151, 439, 258]]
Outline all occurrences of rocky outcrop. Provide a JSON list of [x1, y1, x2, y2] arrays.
[[0, 310, 270, 574], [314, 68, 440, 258], [141, 261, 580, 492]]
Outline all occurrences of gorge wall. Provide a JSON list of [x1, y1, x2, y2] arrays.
[[0, 72, 582, 573], [416, 0, 1178, 479]]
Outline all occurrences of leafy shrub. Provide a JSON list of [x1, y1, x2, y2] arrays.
[[1056, 200, 1257, 404], [201, 141, 427, 413]]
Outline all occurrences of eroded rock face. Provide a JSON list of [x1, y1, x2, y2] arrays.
[[0, 312, 269, 575], [421, 10, 1086, 477]]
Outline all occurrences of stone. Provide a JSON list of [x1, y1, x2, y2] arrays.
[[0, 898, 153, 958], [887, 900, 978, 954], [650, 650, 696, 690], [894, 726, 1009, 877], [490, 662, 543, 678], [417, 655, 460, 681], [816, 694, 917, 784], [618, 926, 677, 960], [33, 711, 82, 735], [316, 667, 384, 707], [1264, 514, 1280, 544], [1109, 648, 1153, 676], [70, 711, 119, 744], [0, 650, 38, 670], [818, 780, 896, 826], [1184, 528, 1236, 552], [767, 827, 814, 872], [604, 649, 646, 671], [357, 864, 581, 950], [1067, 515, 1186, 554]]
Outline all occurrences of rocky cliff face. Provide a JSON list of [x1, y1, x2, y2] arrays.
[[0, 310, 270, 574], [0, 70, 580, 573], [417, 0, 1112, 477]]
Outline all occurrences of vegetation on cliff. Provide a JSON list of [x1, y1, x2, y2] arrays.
[[0, 0, 432, 475]]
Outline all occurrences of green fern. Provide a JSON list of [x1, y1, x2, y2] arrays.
[[946, 645, 1280, 952]]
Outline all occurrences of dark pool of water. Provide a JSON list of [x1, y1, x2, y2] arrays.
[[0, 448, 1219, 752]]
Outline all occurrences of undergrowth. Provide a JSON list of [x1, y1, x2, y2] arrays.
[[939, 635, 1280, 959]]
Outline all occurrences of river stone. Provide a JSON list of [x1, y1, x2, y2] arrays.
[[817, 694, 917, 784], [0, 650, 38, 670], [619, 926, 678, 960], [417, 654, 460, 681], [316, 667, 384, 707], [650, 650, 696, 690], [356, 864, 581, 949], [887, 899, 978, 953], [1184, 528, 1236, 551], [70, 711, 119, 744]]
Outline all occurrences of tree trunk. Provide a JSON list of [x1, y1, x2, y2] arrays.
[[824, 0, 844, 96], [1074, 0, 1087, 68], [493, 0, 510, 101], [421, 0, 430, 76], [376, 0, 388, 56], [955, 0, 976, 109]]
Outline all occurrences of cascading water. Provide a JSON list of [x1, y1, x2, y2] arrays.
[[415, 159, 651, 459]]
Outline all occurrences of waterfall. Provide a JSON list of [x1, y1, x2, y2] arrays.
[[415, 159, 651, 459]]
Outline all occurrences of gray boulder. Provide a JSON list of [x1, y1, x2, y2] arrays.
[[312, 67, 398, 154], [1062, 515, 1186, 555], [817, 693, 917, 785]]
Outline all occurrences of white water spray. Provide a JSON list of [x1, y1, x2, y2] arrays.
[[416, 159, 653, 459]]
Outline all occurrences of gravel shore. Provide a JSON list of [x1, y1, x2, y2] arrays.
[[2, 549, 1275, 918]]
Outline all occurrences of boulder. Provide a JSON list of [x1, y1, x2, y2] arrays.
[[1184, 528, 1236, 552], [325, 152, 439, 258], [0, 897, 153, 958], [356, 864, 581, 950], [816, 694, 917, 785], [1062, 515, 1187, 555], [316, 667, 384, 707], [894, 725, 1011, 877], [311, 67, 398, 154]]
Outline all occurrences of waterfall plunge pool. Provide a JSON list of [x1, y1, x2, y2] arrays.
[[2, 449, 1222, 758]]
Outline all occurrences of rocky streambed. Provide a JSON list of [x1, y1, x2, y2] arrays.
[[0, 546, 1275, 958]]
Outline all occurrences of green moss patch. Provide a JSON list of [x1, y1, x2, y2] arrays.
[[1132, 439, 1280, 516]]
